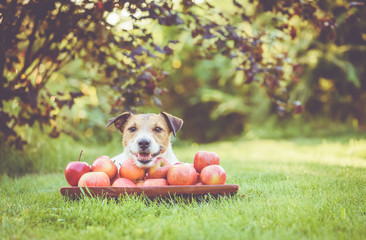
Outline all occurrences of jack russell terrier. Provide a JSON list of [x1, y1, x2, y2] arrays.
[[106, 112, 183, 168]]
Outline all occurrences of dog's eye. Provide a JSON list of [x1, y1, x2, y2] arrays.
[[128, 127, 137, 132], [154, 127, 163, 133]]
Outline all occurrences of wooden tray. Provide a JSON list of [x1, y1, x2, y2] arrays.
[[60, 185, 239, 199]]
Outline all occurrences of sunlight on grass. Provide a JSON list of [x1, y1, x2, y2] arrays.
[[1, 136, 366, 239]]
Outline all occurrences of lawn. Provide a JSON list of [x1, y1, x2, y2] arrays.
[[1, 136, 366, 239]]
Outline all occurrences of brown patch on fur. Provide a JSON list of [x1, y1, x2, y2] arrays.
[[122, 114, 170, 153]]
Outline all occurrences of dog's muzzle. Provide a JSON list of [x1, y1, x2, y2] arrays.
[[131, 149, 161, 165]]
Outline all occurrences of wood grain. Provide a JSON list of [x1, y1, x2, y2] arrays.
[[60, 185, 239, 200]]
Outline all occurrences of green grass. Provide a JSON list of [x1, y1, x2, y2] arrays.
[[1, 136, 366, 239]]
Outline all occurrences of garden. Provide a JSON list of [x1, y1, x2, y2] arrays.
[[1, 0, 365, 239]]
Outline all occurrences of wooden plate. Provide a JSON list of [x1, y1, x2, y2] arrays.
[[60, 185, 239, 199]]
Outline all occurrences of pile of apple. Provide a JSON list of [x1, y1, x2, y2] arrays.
[[65, 151, 227, 187]]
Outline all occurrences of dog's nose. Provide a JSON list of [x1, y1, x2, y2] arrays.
[[138, 139, 150, 150]]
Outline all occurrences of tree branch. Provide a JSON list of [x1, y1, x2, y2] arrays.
[[12, 15, 40, 85]]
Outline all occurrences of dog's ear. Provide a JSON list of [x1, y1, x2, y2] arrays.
[[160, 112, 183, 137], [106, 112, 132, 133]]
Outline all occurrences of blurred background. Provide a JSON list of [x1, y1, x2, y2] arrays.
[[1, 0, 365, 176]]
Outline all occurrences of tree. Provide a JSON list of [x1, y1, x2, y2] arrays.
[[1, 0, 349, 147]]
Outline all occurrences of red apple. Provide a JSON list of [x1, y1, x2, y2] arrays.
[[142, 178, 168, 187], [147, 157, 172, 179], [200, 165, 226, 185], [65, 150, 91, 186], [111, 178, 137, 187], [119, 158, 146, 182], [193, 151, 219, 173], [91, 156, 118, 180], [78, 172, 110, 187], [167, 163, 197, 185]]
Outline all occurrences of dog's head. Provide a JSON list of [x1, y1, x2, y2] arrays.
[[106, 112, 183, 168]]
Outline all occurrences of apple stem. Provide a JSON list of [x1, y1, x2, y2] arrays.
[[79, 150, 83, 162]]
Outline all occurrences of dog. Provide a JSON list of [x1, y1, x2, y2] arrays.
[[106, 112, 183, 168]]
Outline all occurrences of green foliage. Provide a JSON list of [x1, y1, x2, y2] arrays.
[[160, 51, 267, 142], [1, 137, 366, 239], [1, 0, 184, 147], [157, 0, 366, 142], [1, 0, 326, 147], [1, 0, 365, 146], [289, 1, 366, 126]]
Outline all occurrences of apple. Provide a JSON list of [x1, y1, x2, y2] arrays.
[[193, 151, 219, 173], [78, 172, 110, 187], [110, 171, 120, 185], [142, 178, 168, 187], [147, 157, 172, 179], [136, 180, 145, 187], [112, 178, 137, 187], [65, 150, 91, 186], [91, 156, 118, 180], [174, 162, 193, 166], [167, 163, 197, 185], [119, 158, 146, 182], [200, 165, 226, 185]]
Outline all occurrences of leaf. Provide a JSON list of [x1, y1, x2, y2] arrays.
[[232, 0, 243, 9], [205, 2, 214, 8], [241, 13, 250, 21], [137, 72, 153, 82], [153, 96, 162, 108], [146, 50, 157, 58], [216, 39, 226, 50], [49, 127, 60, 138], [14, 137, 27, 150], [131, 46, 146, 56], [0, 112, 16, 136], [290, 27, 297, 40], [70, 91, 84, 99], [330, 57, 360, 87], [158, 14, 184, 26], [202, 32, 216, 39], [152, 44, 165, 53], [163, 46, 174, 55], [343, 61, 360, 87]]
